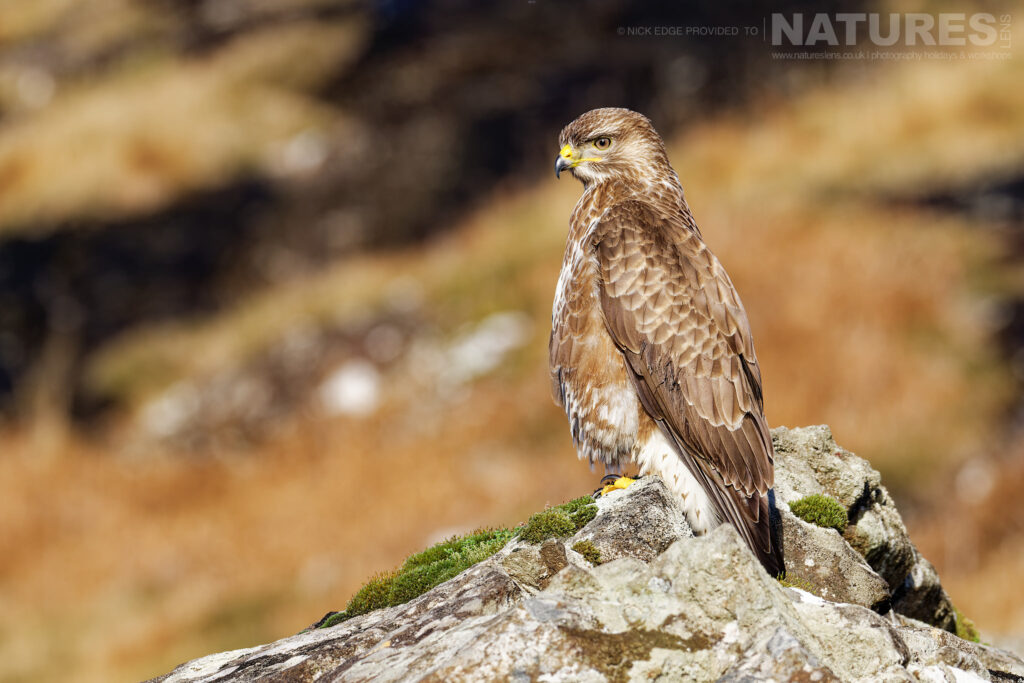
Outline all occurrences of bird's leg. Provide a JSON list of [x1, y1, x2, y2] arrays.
[[599, 476, 636, 496], [593, 464, 636, 497]]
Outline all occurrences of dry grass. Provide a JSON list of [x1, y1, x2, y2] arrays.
[[0, 0, 90, 42], [0, 376, 592, 682], [912, 432, 1024, 638], [689, 56, 1024, 202], [0, 18, 364, 237], [2, 23, 1024, 683]]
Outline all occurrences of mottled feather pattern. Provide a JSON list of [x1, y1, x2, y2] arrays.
[[549, 108, 783, 574]]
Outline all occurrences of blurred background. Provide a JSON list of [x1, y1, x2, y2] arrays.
[[0, 0, 1022, 680]]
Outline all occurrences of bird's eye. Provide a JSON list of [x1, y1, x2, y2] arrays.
[[593, 137, 611, 150]]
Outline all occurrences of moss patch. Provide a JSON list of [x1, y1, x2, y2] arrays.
[[344, 570, 399, 619], [518, 497, 598, 544], [316, 610, 350, 630], [954, 606, 981, 643], [572, 540, 602, 565], [789, 494, 848, 533], [321, 495, 599, 627], [319, 527, 513, 627]]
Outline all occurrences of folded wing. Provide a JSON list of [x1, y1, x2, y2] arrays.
[[592, 200, 782, 574]]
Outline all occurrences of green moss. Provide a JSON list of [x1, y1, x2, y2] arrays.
[[954, 606, 981, 643], [346, 571, 397, 617], [318, 527, 513, 628], [572, 540, 603, 565], [320, 495, 599, 627], [518, 496, 597, 543], [518, 508, 576, 543], [789, 494, 848, 533], [316, 611, 349, 629], [564, 496, 599, 529]]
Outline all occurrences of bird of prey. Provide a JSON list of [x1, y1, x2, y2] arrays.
[[549, 107, 783, 575]]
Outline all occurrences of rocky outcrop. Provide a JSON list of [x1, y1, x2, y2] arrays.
[[771, 425, 958, 630], [151, 426, 1024, 682]]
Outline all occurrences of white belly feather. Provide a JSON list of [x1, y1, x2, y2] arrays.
[[634, 430, 720, 535]]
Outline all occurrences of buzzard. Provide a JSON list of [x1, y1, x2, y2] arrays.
[[550, 108, 783, 575]]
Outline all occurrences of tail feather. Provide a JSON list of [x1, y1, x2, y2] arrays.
[[662, 424, 785, 576], [700, 457, 785, 576]]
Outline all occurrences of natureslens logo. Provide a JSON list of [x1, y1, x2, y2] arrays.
[[770, 13, 1011, 48], [616, 12, 1012, 60]]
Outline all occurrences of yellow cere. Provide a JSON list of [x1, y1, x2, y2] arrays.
[[559, 144, 574, 159]]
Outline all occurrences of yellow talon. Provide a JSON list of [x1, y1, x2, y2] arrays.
[[599, 476, 635, 496]]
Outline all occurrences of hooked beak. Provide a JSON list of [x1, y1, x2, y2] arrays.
[[555, 156, 572, 178], [555, 143, 575, 179]]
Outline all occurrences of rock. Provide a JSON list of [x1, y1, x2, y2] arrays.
[[717, 627, 841, 682], [501, 539, 570, 592], [898, 616, 1002, 679], [151, 427, 1024, 683], [891, 554, 957, 632], [573, 476, 694, 564], [772, 425, 882, 508], [788, 592, 913, 680], [773, 425, 957, 632], [779, 505, 891, 611]]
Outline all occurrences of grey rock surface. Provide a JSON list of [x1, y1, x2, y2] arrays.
[[575, 475, 694, 564], [151, 426, 1023, 683], [778, 504, 891, 610], [773, 425, 958, 631]]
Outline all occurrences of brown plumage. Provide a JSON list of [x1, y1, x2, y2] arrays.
[[550, 107, 783, 575]]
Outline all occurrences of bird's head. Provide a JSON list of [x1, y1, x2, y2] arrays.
[[555, 108, 671, 186]]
